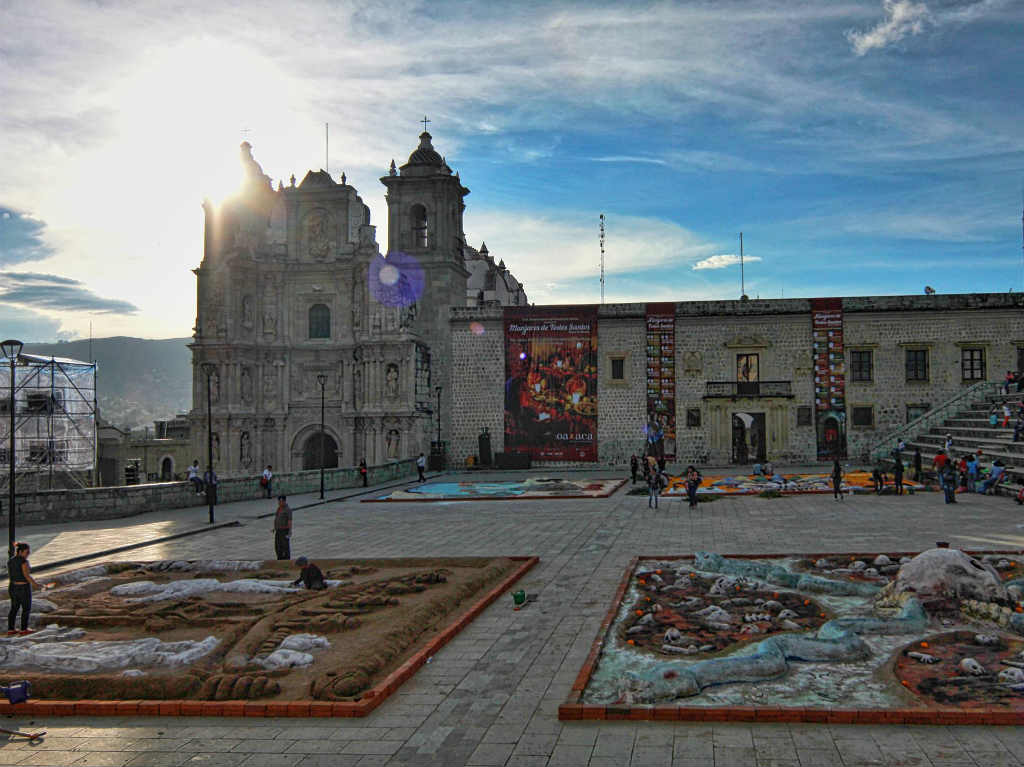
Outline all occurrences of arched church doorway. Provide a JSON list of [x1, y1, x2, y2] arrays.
[[160, 457, 174, 481], [303, 432, 339, 470]]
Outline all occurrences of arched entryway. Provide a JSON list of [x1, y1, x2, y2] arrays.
[[303, 432, 339, 470], [160, 456, 174, 481]]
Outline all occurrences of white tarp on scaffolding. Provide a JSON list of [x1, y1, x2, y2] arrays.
[[0, 353, 97, 479]]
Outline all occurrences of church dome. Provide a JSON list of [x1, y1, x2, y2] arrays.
[[403, 131, 443, 169]]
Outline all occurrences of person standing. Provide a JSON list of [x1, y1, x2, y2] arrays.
[[831, 459, 844, 501], [942, 463, 957, 504], [966, 452, 979, 493], [685, 465, 701, 509], [630, 454, 639, 485], [944, 434, 953, 455], [273, 495, 292, 561], [7, 542, 40, 636], [932, 450, 948, 490], [893, 456, 904, 496], [647, 467, 662, 510], [359, 459, 368, 487], [416, 453, 426, 483], [203, 466, 218, 505], [261, 465, 273, 498], [912, 447, 922, 482]]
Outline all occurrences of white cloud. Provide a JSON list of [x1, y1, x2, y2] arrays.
[[847, 0, 931, 56], [463, 210, 718, 297], [692, 254, 763, 271]]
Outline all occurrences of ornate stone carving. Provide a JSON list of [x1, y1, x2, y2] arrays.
[[262, 278, 277, 337], [305, 209, 331, 260], [241, 295, 255, 329], [684, 351, 703, 376], [385, 364, 399, 400], [353, 282, 363, 329], [239, 430, 252, 468], [240, 367, 254, 403], [353, 368, 362, 410], [210, 368, 221, 403], [386, 428, 400, 459], [212, 432, 221, 463]]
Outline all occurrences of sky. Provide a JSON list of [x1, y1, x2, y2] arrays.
[[1, 0, 1023, 341]]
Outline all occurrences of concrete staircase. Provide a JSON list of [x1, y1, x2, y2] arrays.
[[874, 383, 1024, 498]]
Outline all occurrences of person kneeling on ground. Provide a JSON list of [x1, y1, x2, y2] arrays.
[[292, 556, 327, 590]]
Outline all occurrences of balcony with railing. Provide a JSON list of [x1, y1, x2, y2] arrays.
[[704, 381, 793, 399]]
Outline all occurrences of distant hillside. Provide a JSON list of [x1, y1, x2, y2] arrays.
[[22, 337, 192, 430]]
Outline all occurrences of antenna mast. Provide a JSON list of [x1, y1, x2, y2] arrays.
[[740, 232, 746, 299], [325, 123, 329, 175], [599, 214, 606, 304]]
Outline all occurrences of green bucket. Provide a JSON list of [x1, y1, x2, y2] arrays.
[[511, 589, 526, 609]]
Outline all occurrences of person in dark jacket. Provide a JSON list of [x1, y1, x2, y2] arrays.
[[684, 465, 702, 509], [630, 454, 639, 484], [273, 496, 292, 561], [359, 459, 368, 487], [831, 460, 844, 501], [7, 542, 41, 635], [893, 457, 904, 496], [292, 557, 327, 590]]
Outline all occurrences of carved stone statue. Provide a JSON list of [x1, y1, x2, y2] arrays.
[[386, 429, 400, 459], [385, 364, 400, 400], [209, 369, 221, 403], [306, 210, 330, 260], [239, 431, 252, 467], [263, 368, 277, 401], [352, 283, 363, 329], [353, 368, 361, 410], [240, 367, 254, 403], [212, 432, 221, 463], [262, 279, 277, 337], [241, 295, 255, 328]]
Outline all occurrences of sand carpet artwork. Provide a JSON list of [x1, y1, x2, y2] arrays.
[[562, 550, 1024, 723], [0, 557, 535, 715], [663, 471, 925, 497], [367, 477, 626, 502]]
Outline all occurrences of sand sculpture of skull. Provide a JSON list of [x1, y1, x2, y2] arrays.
[[875, 548, 1008, 609]]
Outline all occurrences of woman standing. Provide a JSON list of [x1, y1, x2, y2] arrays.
[[7, 542, 40, 635], [831, 460, 844, 501]]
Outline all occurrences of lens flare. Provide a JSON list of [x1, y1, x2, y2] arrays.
[[369, 252, 424, 307]]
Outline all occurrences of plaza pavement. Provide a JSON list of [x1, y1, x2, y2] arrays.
[[4, 469, 1024, 766]]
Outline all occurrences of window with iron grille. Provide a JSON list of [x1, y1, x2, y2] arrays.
[[961, 348, 985, 380], [850, 350, 872, 382], [611, 357, 625, 380], [308, 304, 331, 339], [905, 349, 928, 382], [851, 406, 874, 427], [686, 408, 701, 427], [797, 406, 812, 426]]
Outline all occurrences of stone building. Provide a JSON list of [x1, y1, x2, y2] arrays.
[[448, 294, 1024, 467], [189, 133, 527, 474]]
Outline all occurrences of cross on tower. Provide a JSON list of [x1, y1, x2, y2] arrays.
[[420, 116, 431, 132]]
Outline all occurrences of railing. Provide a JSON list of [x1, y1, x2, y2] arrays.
[[704, 381, 793, 398], [868, 380, 998, 462]]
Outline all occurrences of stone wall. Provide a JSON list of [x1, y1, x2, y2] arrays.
[[7, 458, 417, 527], [448, 293, 1024, 468]]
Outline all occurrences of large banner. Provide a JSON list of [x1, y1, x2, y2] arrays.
[[811, 298, 847, 460], [645, 303, 676, 459], [504, 306, 598, 461]]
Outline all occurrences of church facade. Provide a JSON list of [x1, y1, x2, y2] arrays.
[[188, 132, 526, 475]]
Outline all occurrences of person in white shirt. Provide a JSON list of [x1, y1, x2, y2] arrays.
[[261, 465, 273, 498], [416, 453, 426, 483], [187, 460, 203, 494]]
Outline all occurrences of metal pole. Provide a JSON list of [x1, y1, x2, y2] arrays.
[[435, 386, 442, 445], [205, 366, 215, 524], [8, 353, 16, 557], [317, 374, 326, 500]]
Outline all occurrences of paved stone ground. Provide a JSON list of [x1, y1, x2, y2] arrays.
[[5, 470, 1024, 766]]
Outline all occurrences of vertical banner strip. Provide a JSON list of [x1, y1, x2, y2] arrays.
[[811, 298, 846, 460], [645, 303, 676, 460], [504, 306, 599, 461]]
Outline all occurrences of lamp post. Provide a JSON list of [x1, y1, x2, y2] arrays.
[[435, 385, 442, 447], [200, 362, 216, 524], [2, 340, 23, 558], [317, 374, 326, 500]]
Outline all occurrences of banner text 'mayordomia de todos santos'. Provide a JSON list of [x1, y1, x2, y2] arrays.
[[504, 306, 598, 461]]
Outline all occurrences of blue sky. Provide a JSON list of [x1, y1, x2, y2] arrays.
[[1, 0, 1022, 340]]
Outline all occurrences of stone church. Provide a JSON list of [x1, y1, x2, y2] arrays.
[[189, 131, 527, 474]]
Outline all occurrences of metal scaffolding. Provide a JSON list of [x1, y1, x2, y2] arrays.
[[0, 353, 98, 491]]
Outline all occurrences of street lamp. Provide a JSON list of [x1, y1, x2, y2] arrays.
[[200, 362, 217, 524], [2, 339, 23, 557], [317, 374, 327, 500], [435, 385, 442, 447]]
